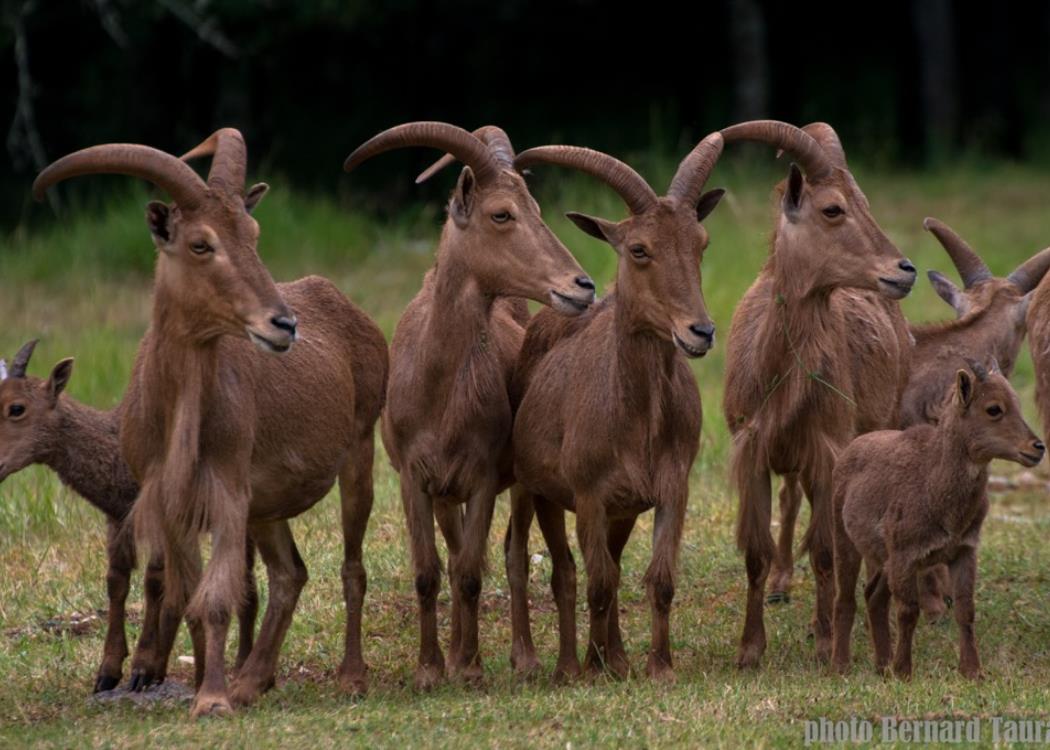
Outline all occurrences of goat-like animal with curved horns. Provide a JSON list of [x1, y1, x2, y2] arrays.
[[344, 122, 594, 689], [34, 129, 388, 717], [0, 340, 259, 693], [507, 133, 725, 682], [721, 121, 916, 669]]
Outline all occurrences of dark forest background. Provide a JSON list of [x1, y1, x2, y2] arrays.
[[3, 0, 1050, 228]]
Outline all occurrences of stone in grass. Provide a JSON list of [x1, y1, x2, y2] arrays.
[[90, 680, 194, 706]]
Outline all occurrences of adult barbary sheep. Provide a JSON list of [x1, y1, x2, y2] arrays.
[[343, 122, 595, 689], [0, 340, 258, 693], [722, 120, 916, 668], [831, 361, 1043, 678], [507, 133, 725, 681], [33, 129, 388, 717]]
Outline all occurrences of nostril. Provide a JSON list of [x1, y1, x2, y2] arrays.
[[1035, 441, 1046, 453], [574, 276, 595, 291], [689, 322, 715, 341], [271, 315, 297, 335], [899, 259, 916, 274]]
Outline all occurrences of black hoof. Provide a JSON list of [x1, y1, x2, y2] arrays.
[[944, 595, 954, 609], [128, 671, 153, 693], [767, 591, 790, 604], [94, 674, 120, 693]]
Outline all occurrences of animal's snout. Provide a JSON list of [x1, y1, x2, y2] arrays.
[[898, 259, 917, 275], [271, 314, 298, 337], [1032, 440, 1046, 456], [574, 275, 595, 292], [689, 322, 715, 343]]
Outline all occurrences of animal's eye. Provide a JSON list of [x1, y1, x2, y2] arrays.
[[491, 211, 512, 224], [630, 245, 649, 260], [189, 240, 213, 255], [7, 404, 25, 418], [822, 205, 844, 218], [986, 405, 1003, 418]]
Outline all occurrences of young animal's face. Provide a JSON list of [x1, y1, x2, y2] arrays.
[[775, 167, 915, 299], [954, 368, 1044, 467], [565, 192, 724, 358], [445, 168, 595, 314], [0, 362, 72, 482], [147, 187, 297, 353]]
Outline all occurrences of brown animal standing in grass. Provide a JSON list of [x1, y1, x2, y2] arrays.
[[506, 134, 725, 682], [721, 121, 916, 668], [770, 218, 1050, 618], [33, 129, 388, 717], [0, 340, 259, 693], [343, 122, 595, 689], [831, 361, 1043, 678]]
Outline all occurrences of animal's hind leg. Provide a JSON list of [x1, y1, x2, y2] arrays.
[[128, 552, 179, 691], [768, 475, 802, 604], [336, 440, 375, 696], [830, 495, 861, 674], [234, 537, 259, 672], [505, 486, 540, 676], [606, 516, 637, 679], [736, 467, 773, 669], [447, 484, 497, 684], [402, 477, 445, 690], [950, 547, 981, 679], [435, 503, 464, 667], [919, 564, 951, 623], [801, 472, 835, 663], [534, 497, 580, 682], [864, 567, 892, 674], [96, 519, 133, 692], [229, 520, 308, 708]]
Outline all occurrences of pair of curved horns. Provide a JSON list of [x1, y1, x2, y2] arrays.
[[721, 120, 835, 182], [513, 132, 724, 215], [416, 126, 515, 184], [344, 122, 502, 185], [924, 217, 1050, 293], [32, 129, 250, 207], [1, 340, 38, 380]]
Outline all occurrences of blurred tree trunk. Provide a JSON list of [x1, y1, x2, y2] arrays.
[[913, 0, 958, 162], [728, 0, 768, 121]]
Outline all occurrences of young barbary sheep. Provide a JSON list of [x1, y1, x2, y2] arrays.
[[33, 129, 388, 717], [506, 133, 725, 681], [343, 122, 595, 689], [0, 340, 258, 693], [831, 361, 1044, 678]]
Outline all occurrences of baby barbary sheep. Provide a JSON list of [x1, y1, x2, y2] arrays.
[[831, 361, 1044, 679]]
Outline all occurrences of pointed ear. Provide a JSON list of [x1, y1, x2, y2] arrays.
[[565, 212, 622, 250], [955, 369, 975, 409], [245, 183, 269, 213], [46, 358, 74, 405], [782, 164, 804, 220], [146, 201, 173, 245], [450, 167, 477, 229], [928, 270, 967, 317], [1017, 290, 1034, 324], [695, 188, 726, 222]]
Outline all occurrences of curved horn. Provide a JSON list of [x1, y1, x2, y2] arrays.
[[10, 339, 37, 379], [801, 122, 848, 169], [667, 132, 725, 207], [33, 145, 207, 208], [180, 128, 247, 195], [1008, 246, 1050, 293], [720, 120, 834, 181], [923, 217, 992, 288], [344, 122, 499, 184], [514, 146, 658, 215], [416, 125, 515, 184]]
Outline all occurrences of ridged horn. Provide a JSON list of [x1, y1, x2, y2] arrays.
[[344, 122, 499, 184], [720, 120, 834, 181], [923, 217, 992, 288], [416, 125, 515, 184], [33, 144, 207, 209], [1008, 246, 1050, 293], [180, 128, 247, 195], [802, 122, 848, 169], [10, 339, 37, 379], [514, 146, 658, 215], [667, 132, 725, 207]]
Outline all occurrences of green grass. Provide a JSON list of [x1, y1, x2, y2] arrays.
[[2, 161, 1050, 747]]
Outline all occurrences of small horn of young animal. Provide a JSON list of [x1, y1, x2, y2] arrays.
[[10, 339, 38, 379], [416, 125, 515, 184], [922, 217, 992, 288], [513, 145, 658, 215], [1007, 246, 1050, 293], [344, 121, 500, 184], [720, 120, 834, 181]]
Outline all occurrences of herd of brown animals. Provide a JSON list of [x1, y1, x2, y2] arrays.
[[1, 119, 1048, 717]]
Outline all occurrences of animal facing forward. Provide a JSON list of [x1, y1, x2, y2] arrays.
[[831, 361, 1044, 679]]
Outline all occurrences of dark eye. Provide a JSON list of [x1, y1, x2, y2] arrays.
[[491, 211, 512, 224], [8, 404, 25, 418], [822, 205, 844, 218], [630, 245, 649, 260], [190, 240, 212, 255], [986, 405, 1003, 418]]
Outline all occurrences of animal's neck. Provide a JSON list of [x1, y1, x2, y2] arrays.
[[928, 420, 987, 523], [425, 252, 496, 374], [45, 398, 137, 519], [612, 292, 680, 406]]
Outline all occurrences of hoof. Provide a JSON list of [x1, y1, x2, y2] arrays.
[[93, 674, 120, 693], [337, 669, 368, 698], [960, 665, 983, 680], [766, 591, 790, 605], [814, 639, 832, 664], [510, 647, 541, 679], [944, 595, 954, 609], [607, 653, 631, 680], [127, 669, 159, 693], [735, 643, 764, 670], [450, 660, 484, 686], [646, 658, 675, 684], [228, 678, 267, 709], [414, 663, 445, 691], [190, 692, 233, 719], [552, 659, 582, 684]]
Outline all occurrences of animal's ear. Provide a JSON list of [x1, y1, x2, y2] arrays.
[[450, 166, 477, 229], [245, 183, 269, 214], [565, 212, 622, 250], [782, 164, 804, 220], [146, 201, 173, 245], [696, 188, 726, 222], [928, 270, 967, 317], [46, 358, 74, 405], [955, 369, 975, 409], [1017, 291, 1034, 324]]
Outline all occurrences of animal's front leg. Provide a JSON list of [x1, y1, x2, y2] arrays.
[[575, 497, 617, 677], [801, 471, 835, 663], [95, 519, 133, 692], [336, 441, 375, 696], [534, 497, 580, 682], [504, 486, 540, 677], [888, 559, 920, 680], [736, 466, 773, 669], [606, 516, 637, 679], [401, 477, 445, 690], [447, 485, 497, 684], [644, 500, 684, 682], [434, 503, 465, 667], [768, 475, 803, 604], [950, 547, 981, 679]]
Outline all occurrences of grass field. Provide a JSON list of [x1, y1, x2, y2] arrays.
[[2, 159, 1050, 747]]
